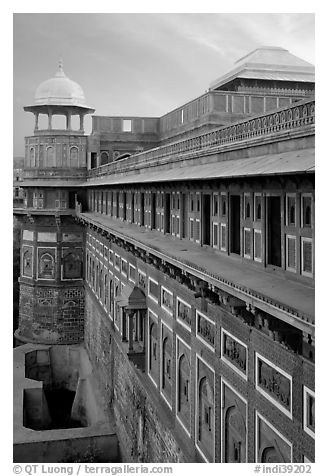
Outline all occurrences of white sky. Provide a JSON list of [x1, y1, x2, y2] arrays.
[[13, 12, 315, 156]]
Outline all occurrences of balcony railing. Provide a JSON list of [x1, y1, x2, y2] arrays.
[[88, 98, 314, 179]]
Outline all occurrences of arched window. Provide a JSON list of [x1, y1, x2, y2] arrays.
[[257, 203, 262, 220], [305, 205, 312, 226], [162, 336, 172, 391], [198, 376, 214, 452], [99, 269, 103, 300], [30, 147, 36, 167], [100, 151, 109, 166], [178, 354, 190, 427], [222, 199, 227, 216], [149, 322, 158, 372], [46, 146, 55, 167], [62, 251, 83, 279], [92, 260, 95, 288], [70, 147, 79, 167], [104, 274, 108, 307], [39, 252, 55, 279], [109, 279, 113, 315], [23, 249, 32, 277], [289, 205, 295, 225], [246, 202, 251, 218]]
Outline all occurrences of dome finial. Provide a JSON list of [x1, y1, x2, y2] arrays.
[[56, 57, 66, 77]]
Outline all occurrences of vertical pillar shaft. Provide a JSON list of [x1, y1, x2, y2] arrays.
[[34, 113, 39, 131], [48, 112, 52, 130], [128, 312, 134, 351], [79, 114, 84, 131], [66, 112, 72, 130]]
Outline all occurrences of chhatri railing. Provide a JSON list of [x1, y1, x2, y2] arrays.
[[88, 98, 314, 178]]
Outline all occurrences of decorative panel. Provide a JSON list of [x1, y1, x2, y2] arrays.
[[37, 248, 56, 280], [196, 311, 215, 350], [256, 354, 292, 417], [221, 380, 247, 462], [62, 232, 83, 242], [256, 413, 292, 463], [61, 247, 83, 280], [22, 245, 33, 278], [176, 298, 191, 329], [37, 232, 57, 242], [221, 329, 247, 378], [196, 356, 215, 462]]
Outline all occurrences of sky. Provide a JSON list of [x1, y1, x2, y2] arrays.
[[13, 13, 315, 157]]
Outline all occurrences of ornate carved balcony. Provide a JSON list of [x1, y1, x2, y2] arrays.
[[87, 98, 314, 179]]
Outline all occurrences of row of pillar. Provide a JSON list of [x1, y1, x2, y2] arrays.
[[34, 112, 85, 131]]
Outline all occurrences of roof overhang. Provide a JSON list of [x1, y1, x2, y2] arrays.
[[115, 285, 147, 310], [85, 148, 315, 187]]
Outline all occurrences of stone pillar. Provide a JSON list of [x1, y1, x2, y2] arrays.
[[48, 111, 53, 130], [79, 114, 84, 131], [34, 113, 39, 131], [128, 311, 134, 351], [66, 112, 72, 130]]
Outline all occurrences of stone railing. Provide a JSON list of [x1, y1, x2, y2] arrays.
[[87, 98, 314, 179], [24, 167, 87, 179]]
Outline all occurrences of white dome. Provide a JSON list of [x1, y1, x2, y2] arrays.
[[34, 60, 87, 107]]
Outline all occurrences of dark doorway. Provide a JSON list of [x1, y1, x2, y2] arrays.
[[68, 191, 76, 209], [123, 192, 126, 220], [116, 192, 119, 218], [140, 193, 145, 226], [131, 193, 135, 223], [230, 195, 241, 254], [164, 193, 171, 233], [151, 193, 156, 229], [182, 193, 188, 238], [202, 194, 211, 245], [90, 152, 97, 169], [267, 196, 281, 267]]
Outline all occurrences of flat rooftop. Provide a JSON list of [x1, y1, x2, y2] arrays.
[[79, 212, 314, 334]]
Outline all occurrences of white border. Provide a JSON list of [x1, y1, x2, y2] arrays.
[[160, 321, 173, 410], [301, 237, 313, 277], [195, 353, 215, 463], [196, 310, 215, 351], [303, 385, 315, 439], [255, 411, 293, 463], [114, 252, 120, 271], [254, 193, 262, 222], [220, 377, 248, 463], [253, 228, 262, 262], [212, 222, 219, 248], [244, 192, 251, 220], [148, 277, 159, 304], [301, 193, 313, 228], [243, 227, 251, 259], [61, 247, 83, 281], [286, 234, 297, 272], [255, 352, 292, 419], [121, 257, 128, 277], [129, 263, 136, 283], [176, 296, 192, 331], [195, 218, 201, 244], [148, 309, 158, 388], [21, 244, 34, 278], [220, 223, 227, 251], [220, 328, 248, 380], [175, 335, 192, 437], [161, 285, 173, 316], [285, 193, 296, 226], [36, 246, 57, 281]]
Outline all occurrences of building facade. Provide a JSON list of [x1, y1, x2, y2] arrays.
[[14, 47, 315, 463]]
